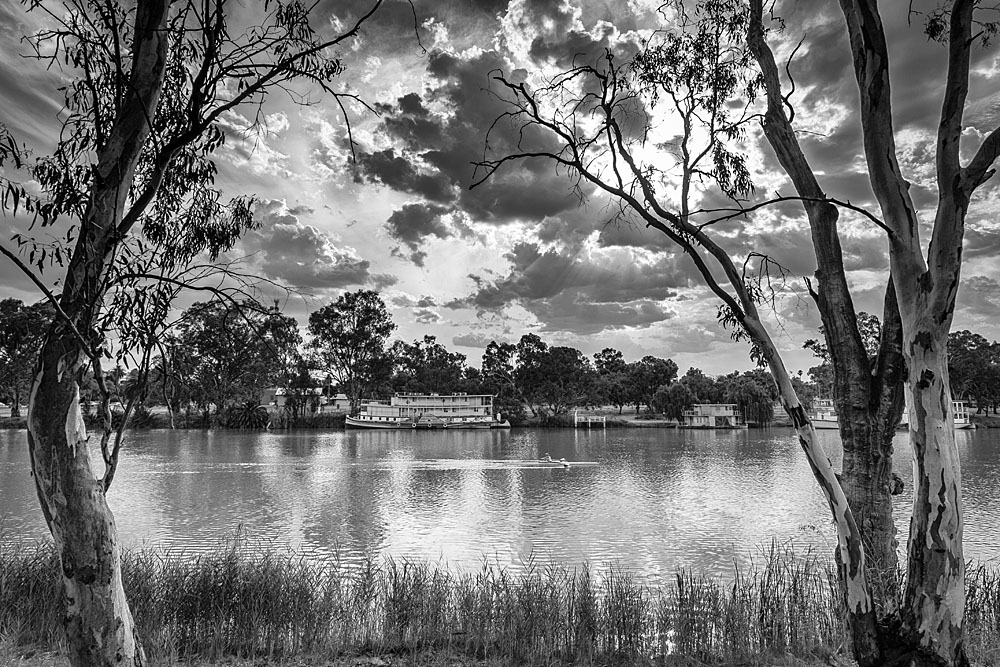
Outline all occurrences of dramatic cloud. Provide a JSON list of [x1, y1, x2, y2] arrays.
[[447, 241, 684, 334], [239, 200, 382, 290]]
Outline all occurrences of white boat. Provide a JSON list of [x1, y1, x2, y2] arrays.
[[809, 398, 839, 430], [346, 393, 511, 429], [680, 403, 747, 429], [952, 401, 976, 429], [898, 400, 976, 430], [815, 397, 978, 431]]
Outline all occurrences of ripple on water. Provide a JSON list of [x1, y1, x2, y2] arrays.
[[2, 427, 1000, 584]]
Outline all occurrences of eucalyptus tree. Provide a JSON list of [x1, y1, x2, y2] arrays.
[[474, 1, 882, 663], [627, 355, 678, 413], [390, 335, 467, 394], [308, 289, 396, 412], [593, 348, 630, 413], [0, 2, 398, 665], [748, 1, 1000, 662], [177, 299, 300, 420], [652, 381, 695, 421]]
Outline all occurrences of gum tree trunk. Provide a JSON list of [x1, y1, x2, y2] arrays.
[[742, 319, 881, 665], [834, 0, 996, 662], [747, 4, 905, 600], [900, 317, 966, 664], [25, 3, 169, 665]]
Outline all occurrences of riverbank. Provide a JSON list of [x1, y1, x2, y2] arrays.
[[2, 539, 998, 666]]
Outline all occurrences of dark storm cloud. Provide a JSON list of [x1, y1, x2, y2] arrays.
[[376, 93, 447, 150], [526, 289, 673, 335], [239, 200, 379, 290], [528, 23, 627, 69], [448, 241, 684, 333], [355, 148, 454, 202], [356, 48, 596, 265], [413, 308, 442, 324], [384, 202, 453, 253]]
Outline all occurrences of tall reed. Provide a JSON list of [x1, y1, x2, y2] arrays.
[[2, 536, 998, 664]]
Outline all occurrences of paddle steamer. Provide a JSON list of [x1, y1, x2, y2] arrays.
[[345, 393, 511, 429]]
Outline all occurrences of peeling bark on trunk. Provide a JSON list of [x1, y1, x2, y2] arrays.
[[900, 325, 967, 665], [748, 2, 905, 619], [24, 3, 170, 666], [28, 349, 144, 667], [832, 0, 983, 663], [744, 319, 881, 666]]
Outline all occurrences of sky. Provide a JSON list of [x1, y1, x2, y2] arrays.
[[2, 0, 1000, 376]]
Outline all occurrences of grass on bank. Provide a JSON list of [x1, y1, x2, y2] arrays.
[[1, 538, 998, 666]]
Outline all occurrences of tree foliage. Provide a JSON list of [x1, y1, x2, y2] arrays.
[[391, 335, 468, 394], [176, 300, 300, 421], [0, 299, 54, 417], [308, 290, 396, 412]]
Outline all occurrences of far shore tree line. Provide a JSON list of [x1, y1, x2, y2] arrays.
[[3, 290, 999, 428]]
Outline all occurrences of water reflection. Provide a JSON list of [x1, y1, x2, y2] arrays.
[[2, 426, 998, 584]]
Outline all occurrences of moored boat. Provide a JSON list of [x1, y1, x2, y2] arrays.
[[346, 392, 512, 429], [809, 398, 839, 430]]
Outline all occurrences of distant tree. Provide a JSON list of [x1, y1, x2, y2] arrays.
[[0, 299, 54, 417], [283, 358, 320, 421], [521, 346, 596, 418], [948, 330, 999, 413], [309, 290, 396, 412], [147, 334, 199, 429], [513, 334, 549, 418], [179, 300, 300, 421], [804, 312, 881, 400], [721, 373, 775, 426], [678, 368, 720, 403], [593, 347, 627, 374], [791, 373, 816, 413], [627, 356, 679, 413], [481, 341, 526, 422], [593, 347, 630, 413], [391, 335, 467, 394], [652, 382, 695, 421]]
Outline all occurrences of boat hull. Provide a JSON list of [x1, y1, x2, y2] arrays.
[[811, 418, 839, 430], [345, 415, 510, 429], [345, 416, 414, 429]]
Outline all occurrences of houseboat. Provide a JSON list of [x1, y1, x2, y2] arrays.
[[809, 398, 839, 430], [813, 398, 977, 431], [680, 403, 747, 429], [345, 393, 511, 429], [898, 400, 976, 430]]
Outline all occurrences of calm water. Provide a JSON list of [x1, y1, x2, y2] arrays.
[[1, 427, 998, 584]]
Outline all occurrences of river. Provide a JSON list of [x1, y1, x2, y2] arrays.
[[1, 426, 997, 584]]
